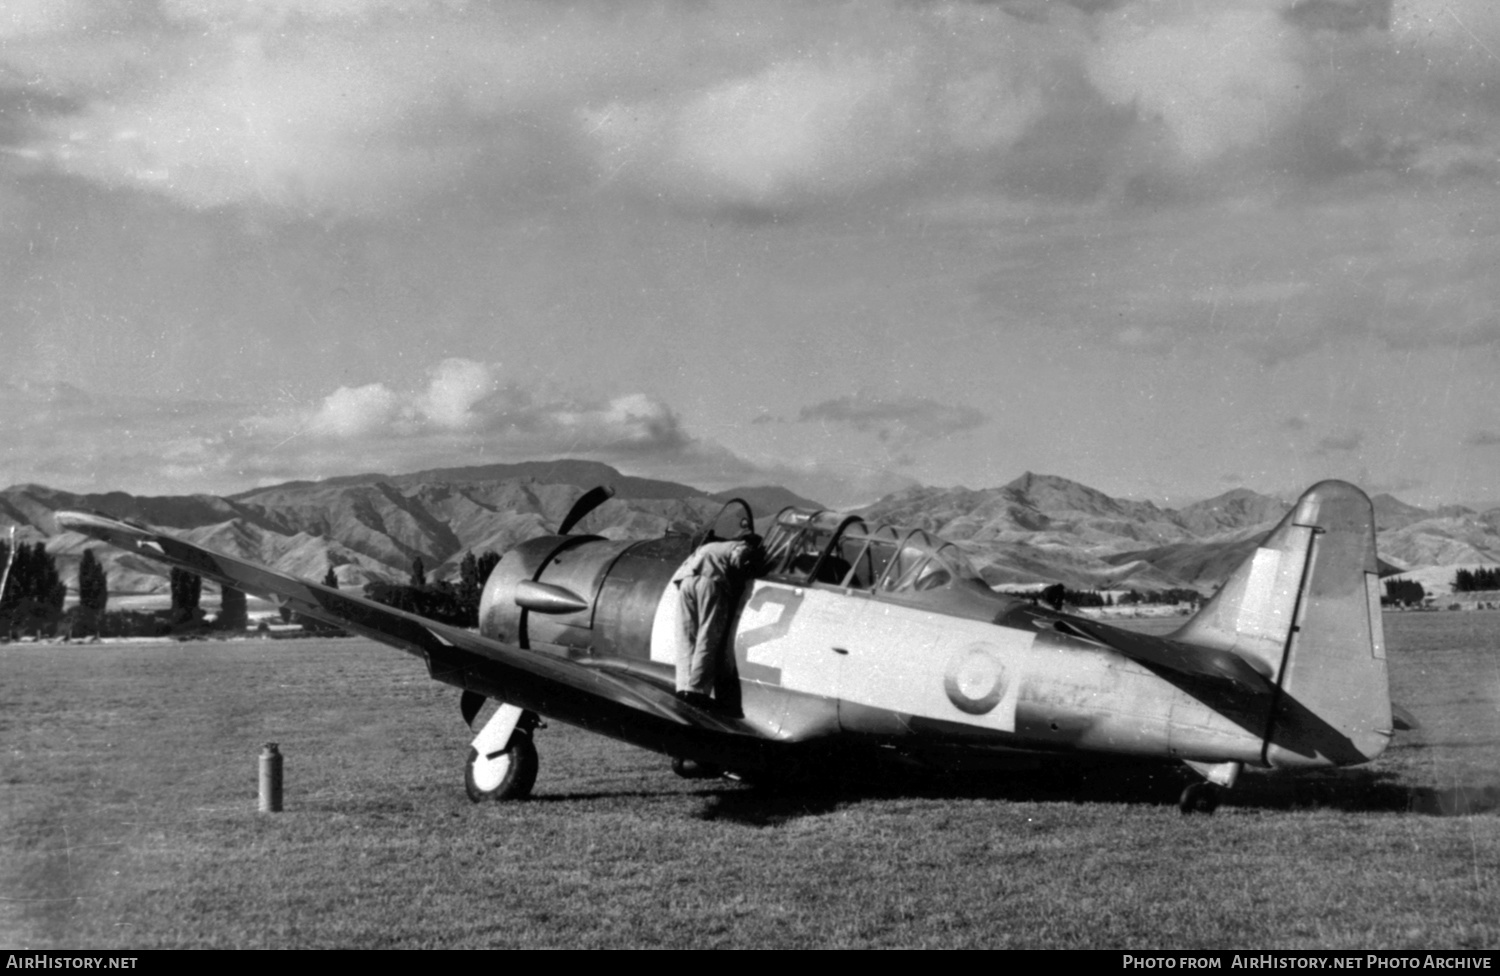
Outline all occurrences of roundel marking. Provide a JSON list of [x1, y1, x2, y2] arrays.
[[943, 644, 1006, 716]]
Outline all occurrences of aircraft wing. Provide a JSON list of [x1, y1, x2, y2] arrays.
[[53, 511, 786, 773]]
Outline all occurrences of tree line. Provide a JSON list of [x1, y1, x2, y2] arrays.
[[363, 550, 501, 627], [1023, 583, 1204, 612], [1452, 567, 1500, 592], [1, 536, 503, 640], [1, 540, 253, 639], [1383, 577, 1426, 606], [1, 539, 67, 637]]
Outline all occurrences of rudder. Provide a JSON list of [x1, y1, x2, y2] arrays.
[[1174, 481, 1392, 768]]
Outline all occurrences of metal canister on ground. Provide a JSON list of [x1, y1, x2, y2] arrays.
[[258, 742, 283, 813]]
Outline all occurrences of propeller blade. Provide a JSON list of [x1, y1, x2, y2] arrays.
[[558, 485, 615, 535]]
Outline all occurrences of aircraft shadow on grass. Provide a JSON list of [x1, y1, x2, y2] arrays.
[[679, 762, 1500, 826], [282, 760, 1497, 824]]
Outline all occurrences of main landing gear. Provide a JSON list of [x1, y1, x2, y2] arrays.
[[466, 734, 538, 802], [1178, 781, 1221, 815], [464, 697, 542, 802], [1177, 760, 1239, 815]]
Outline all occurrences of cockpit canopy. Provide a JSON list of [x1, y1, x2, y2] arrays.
[[759, 507, 989, 598]]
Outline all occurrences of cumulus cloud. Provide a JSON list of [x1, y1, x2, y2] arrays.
[[310, 382, 402, 437], [586, 55, 915, 211], [417, 358, 499, 429], [292, 359, 499, 439], [544, 392, 693, 457], [0, 366, 914, 507], [1088, 3, 1308, 167], [1465, 431, 1500, 448], [0, 2, 1056, 219], [582, 33, 1049, 214], [0, 364, 693, 491], [5, 4, 607, 214], [16, 30, 482, 214], [250, 360, 691, 459]]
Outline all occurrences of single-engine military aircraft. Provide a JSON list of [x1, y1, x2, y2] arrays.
[[56, 478, 1408, 814]]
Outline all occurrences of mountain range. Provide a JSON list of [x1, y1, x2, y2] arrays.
[[5, 464, 1499, 599]]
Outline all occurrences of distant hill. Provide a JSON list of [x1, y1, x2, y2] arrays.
[[7, 462, 812, 596], [232, 459, 709, 503], [8, 463, 1500, 598], [856, 474, 1500, 592], [1175, 488, 1292, 537], [710, 485, 826, 515], [1371, 493, 1439, 532]]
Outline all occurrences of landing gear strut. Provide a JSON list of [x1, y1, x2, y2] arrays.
[[1178, 759, 1238, 815]]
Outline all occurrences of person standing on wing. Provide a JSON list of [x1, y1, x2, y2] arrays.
[[672, 533, 762, 712]]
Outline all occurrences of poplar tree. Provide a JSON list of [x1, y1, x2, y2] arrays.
[[170, 567, 202, 623], [1, 542, 66, 635], [219, 585, 247, 631], [477, 551, 501, 584], [78, 549, 108, 616]]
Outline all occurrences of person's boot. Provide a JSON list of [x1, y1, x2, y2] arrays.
[[674, 690, 720, 713]]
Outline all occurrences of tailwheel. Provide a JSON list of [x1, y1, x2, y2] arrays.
[[465, 732, 539, 802], [1178, 781, 1221, 815]]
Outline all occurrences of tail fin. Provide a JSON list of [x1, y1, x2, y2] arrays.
[[1174, 481, 1392, 768]]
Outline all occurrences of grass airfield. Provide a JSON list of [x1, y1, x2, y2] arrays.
[[2, 614, 1497, 949]]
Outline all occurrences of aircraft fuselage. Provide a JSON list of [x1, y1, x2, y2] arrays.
[[479, 530, 1272, 771]]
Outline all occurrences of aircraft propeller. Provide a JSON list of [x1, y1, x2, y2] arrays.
[[462, 484, 616, 763], [558, 485, 615, 535]]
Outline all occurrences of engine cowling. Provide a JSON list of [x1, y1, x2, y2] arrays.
[[478, 533, 696, 661]]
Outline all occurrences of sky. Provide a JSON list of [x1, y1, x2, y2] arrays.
[[3, 0, 1499, 510]]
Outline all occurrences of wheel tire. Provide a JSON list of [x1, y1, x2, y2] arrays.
[[1178, 782, 1221, 815], [465, 733, 539, 802]]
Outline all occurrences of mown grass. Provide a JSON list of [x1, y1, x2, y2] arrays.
[[2, 614, 1497, 949]]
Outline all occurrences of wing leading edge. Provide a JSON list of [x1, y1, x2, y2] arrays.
[[54, 511, 786, 773]]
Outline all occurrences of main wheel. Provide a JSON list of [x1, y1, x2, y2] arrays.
[[465, 733, 539, 802], [1178, 781, 1221, 815]]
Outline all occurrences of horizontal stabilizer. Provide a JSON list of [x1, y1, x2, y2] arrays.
[[1044, 612, 1273, 694]]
